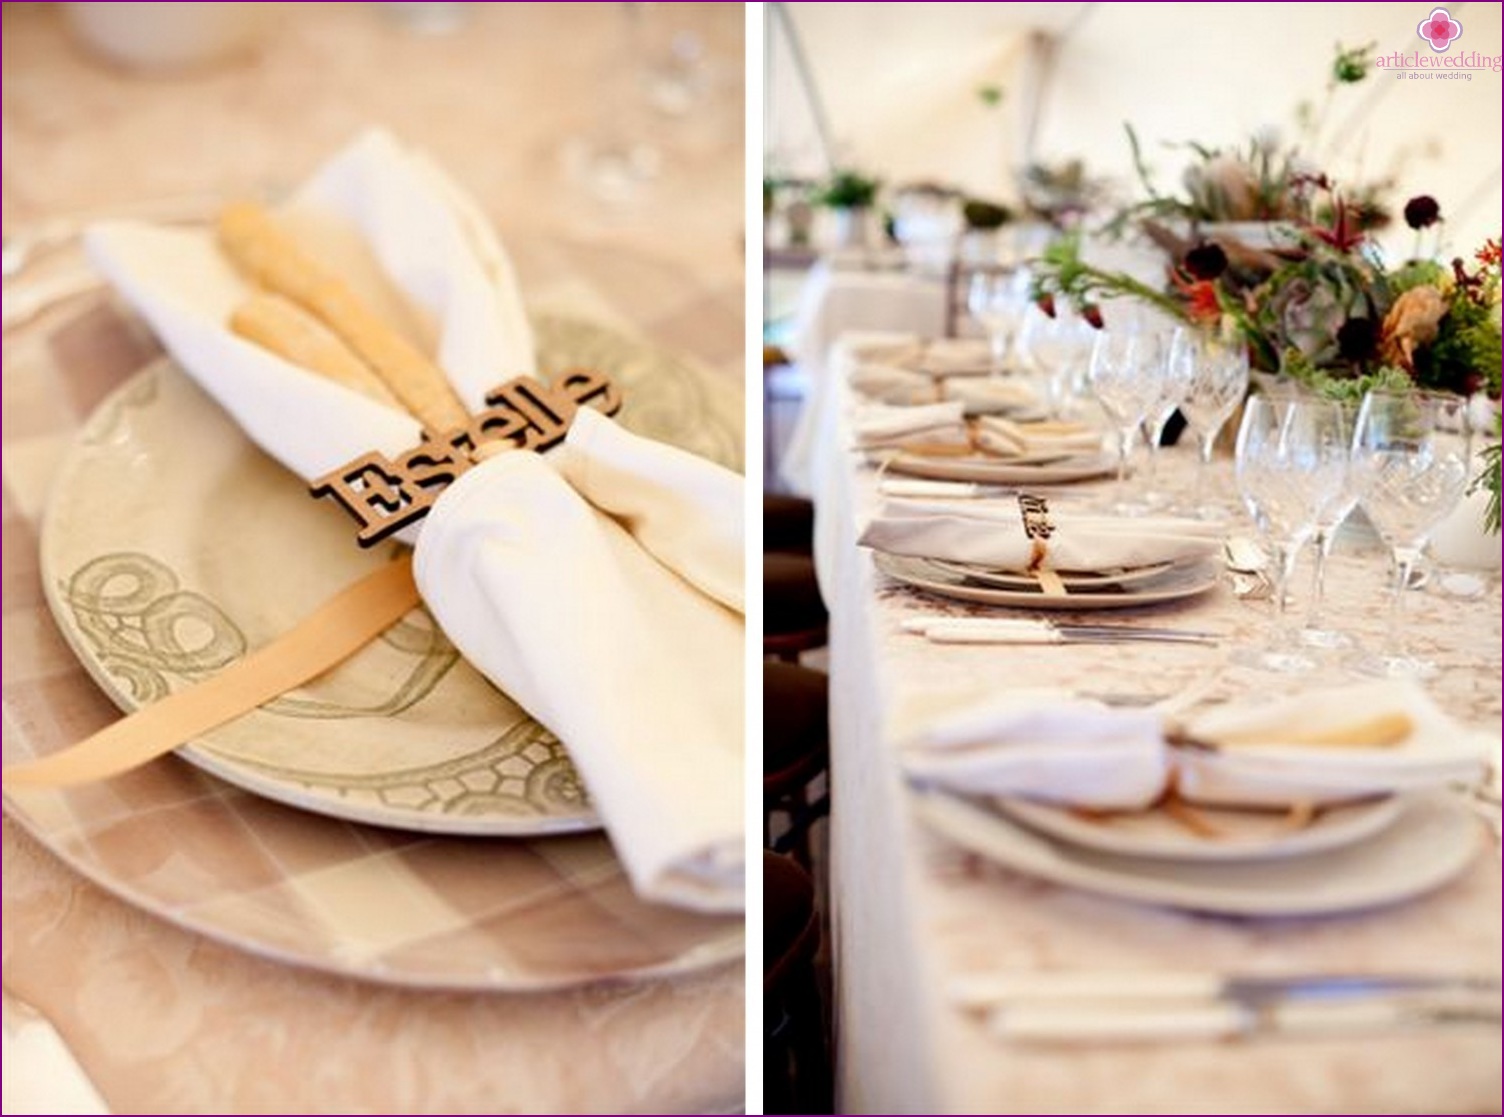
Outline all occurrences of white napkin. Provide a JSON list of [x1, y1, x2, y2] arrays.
[[850, 362, 1036, 412], [900, 689, 1169, 809], [971, 417, 1106, 459], [416, 408, 744, 912], [1175, 680, 1493, 807], [860, 500, 1222, 572], [85, 129, 532, 515], [83, 130, 744, 912], [852, 399, 969, 450]]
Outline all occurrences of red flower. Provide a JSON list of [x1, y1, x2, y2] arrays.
[[1035, 292, 1056, 318], [1081, 303, 1104, 329], [1477, 238, 1501, 268], [1308, 196, 1365, 253], [1170, 269, 1221, 323]]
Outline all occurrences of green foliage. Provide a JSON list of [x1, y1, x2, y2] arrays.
[[818, 169, 880, 210], [1332, 41, 1376, 84]]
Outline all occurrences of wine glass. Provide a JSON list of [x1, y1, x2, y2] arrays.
[[1176, 329, 1251, 518], [966, 269, 1029, 375], [1016, 304, 1093, 418], [1348, 390, 1472, 678], [1233, 396, 1351, 672], [1140, 326, 1199, 507], [1300, 400, 1359, 648], [1087, 327, 1166, 512]]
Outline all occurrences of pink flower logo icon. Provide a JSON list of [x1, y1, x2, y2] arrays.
[[1417, 6, 1463, 52]]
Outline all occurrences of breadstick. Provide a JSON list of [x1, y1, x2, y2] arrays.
[[217, 201, 469, 431], [1215, 711, 1413, 749], [230, 292, 402, 409]]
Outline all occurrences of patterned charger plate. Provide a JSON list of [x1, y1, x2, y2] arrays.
[[8, 309, 744, 989]]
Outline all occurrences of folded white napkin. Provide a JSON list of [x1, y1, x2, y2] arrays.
[[1175, 680, 1492, 807], [919, 338, 994, 373], [83, 130, 744, 912], [900, 690, 1169, 809], [850, 362, 1036, 412], [852, 399, 969, 450], [860, 500, 1221, 573], [971, 417, 1106, 459], [416, 408, 743, 912]]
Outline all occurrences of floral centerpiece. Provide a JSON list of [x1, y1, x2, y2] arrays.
[[1032, 207, 1503, 531]]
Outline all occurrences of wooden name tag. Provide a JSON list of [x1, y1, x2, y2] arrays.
[[311, 369, 621, 547]]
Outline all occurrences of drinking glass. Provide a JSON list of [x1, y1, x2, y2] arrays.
[[1300, 400, 1359, 648], [1177, 330, 1251, 518], [966, 269, 1030, 375], [1017, 304, 1094, 418], [1348, 390, 1472, 677], [1233, 396, 1351, 672], [1087, 328, 1166, 512], [1140, 326, 1199, 507]]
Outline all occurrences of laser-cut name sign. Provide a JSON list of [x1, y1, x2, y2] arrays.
[[311, 369, 621, 547]]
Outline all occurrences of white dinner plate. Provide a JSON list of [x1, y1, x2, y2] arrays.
[[914, 788, 1483, 916], [874, 552, 1221, 611], [39, 315, 742, 838], [993, 793, 1409, 862], [927, 558, 1176, 592], [880, 450, 1115, 485]]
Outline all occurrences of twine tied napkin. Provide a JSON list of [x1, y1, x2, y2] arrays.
[[860, 498, 1221, 573]]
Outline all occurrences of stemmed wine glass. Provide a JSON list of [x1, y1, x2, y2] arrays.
[[1300, 400, 1359, 648], [1017, 304, 1094, 418], [1347, 390, 1472, 678], [1233, 396, 1351, 672], [1176, 329, 1251, 518], [966, 269, 1030, 376], [1140, 326, 1198, 507], [1087, 327, 1167, 512]]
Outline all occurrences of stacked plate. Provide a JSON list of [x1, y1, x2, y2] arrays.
[[875, 552, 1220, 610], [912, 785, 1486, 917]]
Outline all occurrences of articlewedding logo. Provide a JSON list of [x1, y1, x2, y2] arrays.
[[1418, 6, 1463, 52]]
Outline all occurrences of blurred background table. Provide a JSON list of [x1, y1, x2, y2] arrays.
[[3, 4, 746, 1113]]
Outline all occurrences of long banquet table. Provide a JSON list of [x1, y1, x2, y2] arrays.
[[809, 331, 1504, 1114]]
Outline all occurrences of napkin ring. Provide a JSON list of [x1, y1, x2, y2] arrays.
[[311, 369, 621, 546]]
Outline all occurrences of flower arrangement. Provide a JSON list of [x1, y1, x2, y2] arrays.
[[1033, 210, 1502, 529]]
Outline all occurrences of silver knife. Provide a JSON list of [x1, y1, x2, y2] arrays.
[[905, 617, 1221, 646], [949, 971, 1502, 1043]]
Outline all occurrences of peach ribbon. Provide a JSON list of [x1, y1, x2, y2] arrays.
[[2, 556, 421, 790]]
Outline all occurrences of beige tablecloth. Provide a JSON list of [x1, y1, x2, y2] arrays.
[[810, 333, 1504, 1114], [2, 5, 745, 1112]]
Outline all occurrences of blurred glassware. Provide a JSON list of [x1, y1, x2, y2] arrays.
[[373, 3, 470, 35], [63, 2, 276, 71], [1233, 396, 1350, 673], [1348, 390, 1472, 678], [1177, 328, 1251, 518], [1088, 326, 1167, 513], [1140, 326, 1198, 507], [966, 268, 1030, 375], [1299, 399, 1359, 648], [565, 3, 662, 206], [1017, 303, 1094, 419]]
